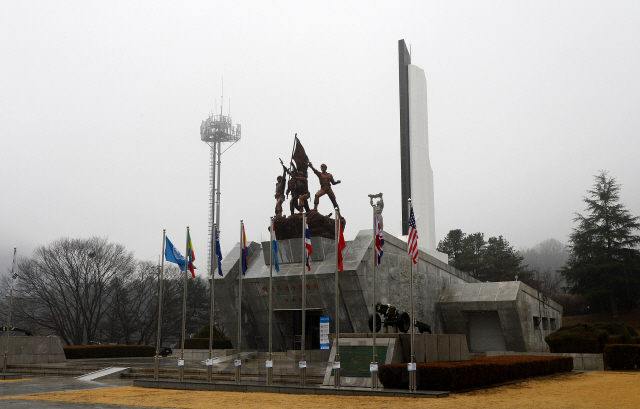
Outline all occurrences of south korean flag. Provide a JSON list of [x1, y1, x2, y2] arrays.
[[10, 250, 18, 290]]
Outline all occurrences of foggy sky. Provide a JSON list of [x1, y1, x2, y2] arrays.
[[3, 1, 640, 277]]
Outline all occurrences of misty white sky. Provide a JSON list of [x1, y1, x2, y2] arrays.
[[3, 1, 640, 277]]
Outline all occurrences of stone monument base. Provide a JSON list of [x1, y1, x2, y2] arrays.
[[272, 210, 346, 240], [322, 333, 470, 388]]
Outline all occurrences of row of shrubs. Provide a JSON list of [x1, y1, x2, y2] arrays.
[[604, 344, 640, 370], [545, 323, 639, 353], [182, 324, 233, 349], [379, 355, 573, 391], [63, 345, 156, 359], [183, 338, 233, 349]]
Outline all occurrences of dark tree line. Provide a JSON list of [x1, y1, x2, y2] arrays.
[[0, 237, 224, 346], [437, 230, 532, 283]]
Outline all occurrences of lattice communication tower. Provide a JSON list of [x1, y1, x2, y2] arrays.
[[200, 107, 241, 275]]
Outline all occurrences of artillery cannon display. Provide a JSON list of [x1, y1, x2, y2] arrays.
[[368, 302, 431, 334]]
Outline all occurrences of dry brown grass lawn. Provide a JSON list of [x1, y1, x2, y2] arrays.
[[4, 372, 639, 409]]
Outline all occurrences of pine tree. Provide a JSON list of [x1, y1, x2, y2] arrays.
[[562, 171, 640, 316]]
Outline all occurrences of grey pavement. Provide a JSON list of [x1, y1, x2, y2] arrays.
[[1, 378, 170, 409]]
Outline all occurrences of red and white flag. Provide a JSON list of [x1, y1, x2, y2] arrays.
[[408, 206, 419, 264], [337, 218, 346, 271]]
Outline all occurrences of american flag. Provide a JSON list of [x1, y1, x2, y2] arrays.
[[305, 219, 313, 271], [408, 206, 419, 264], [375, 213, 384, 266]]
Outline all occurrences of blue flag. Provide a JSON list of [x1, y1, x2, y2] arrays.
[[215, 227, 223, 277], [165, 236, 196, 272], [271, 227, 279, 273]]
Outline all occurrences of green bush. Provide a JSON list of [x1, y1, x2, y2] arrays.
[[183, 338, 233, 350], [546, 323, 639, 353], [63, 345, 156, 359], [545, 324, 608, 353], [193, 324, 227, 340], [604, 344, 640, 370], [379, 356, 573, 391]]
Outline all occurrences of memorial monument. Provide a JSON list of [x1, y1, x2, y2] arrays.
[[212, 43, 562, 377]]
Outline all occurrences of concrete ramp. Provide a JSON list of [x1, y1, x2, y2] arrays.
[[201, 351, 257, 365], [74, 366, 129, 381]]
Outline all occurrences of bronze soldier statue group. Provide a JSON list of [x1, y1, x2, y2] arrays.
[[271, 135, 345, 240]]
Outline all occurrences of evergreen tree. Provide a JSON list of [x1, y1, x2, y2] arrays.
[[562, 171, 640, 316], [438, 230, 528, 282]]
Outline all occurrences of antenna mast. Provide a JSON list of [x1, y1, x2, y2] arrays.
[[200, 82, 241, 273]]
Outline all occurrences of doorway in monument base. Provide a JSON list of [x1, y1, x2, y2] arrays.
[[468, 311, 507, 352], [274, 308, 323, 351]]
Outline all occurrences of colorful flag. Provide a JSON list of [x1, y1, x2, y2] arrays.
[[10, 250, 18, 290], [271, 227, 280, 273], [165, 236, 196, 274], [215, 227, 223, 277], [375, 212, 384, 266], [187, 232, 196, 278], [337, 218, 346, 271], [241, 224, 248, 275], [305, 219, 312, 271], [408, 206, 419, 264]]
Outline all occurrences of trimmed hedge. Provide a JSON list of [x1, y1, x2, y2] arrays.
[[545, 323, 639, 353], [183, 338, 233, 350], [63, 345, 156, 359], [604, 344, 640, 370], [193, 324, 227, 340], [379, 355, 573, 391]]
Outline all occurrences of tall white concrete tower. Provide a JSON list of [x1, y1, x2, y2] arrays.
[[398, 39, 447, 262]]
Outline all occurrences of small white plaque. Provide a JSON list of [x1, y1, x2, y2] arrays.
[[332, 361, 340, 370], [407, 362, 416, 371], [370, 363, 378, 372], [266, 360, 273, 368], [299, 360, 307, 369], [178, 359, 185, 367], [205, 359, 212, 366], [234, 359, 242, 367]]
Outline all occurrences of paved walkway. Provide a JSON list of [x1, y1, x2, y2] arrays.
[[0, 378, 166, 409]]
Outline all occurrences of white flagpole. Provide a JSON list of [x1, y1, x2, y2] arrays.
[[3, 248, 16, 375], [154, 233, 166, 380], [267, 217, 274, 385], [334, 208, 341, 388], [371, 205, 378, 390], [236, 220, 243, 384], [300, 213, 307, 387], [179, 227, 190, 382], [207, 224, 217, 383], [409, 199, 416, 392]]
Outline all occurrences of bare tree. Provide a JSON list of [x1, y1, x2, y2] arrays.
[[101, 261, 159, 345], [12, 237, 135, 345], [521, 238, 568, 296]]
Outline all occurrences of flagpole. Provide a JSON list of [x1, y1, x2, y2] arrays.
[[236, 220, 243, 384], [300, 212, 307, 387], [154, 233, 166, 380], [267, 217, 274, 384], [207, 224, 217, 383], [371, 205, 378, 390], [334, 208, 341, 388], [179, 227, 190, 382], [3, 248, 16, 375], [409, 199, 416, 392]]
